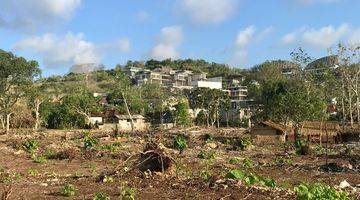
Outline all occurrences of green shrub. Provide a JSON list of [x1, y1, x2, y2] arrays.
[[83, 134, 99, 150], [274, 157, 293, 166], [121, 187, 136, 200], [229, 157, 241, 164], [60, 183, 76, 197], [101, 142, 121, 152], [243, 158, 253, 168], [226, 169, 276, 188], [234, 138, 252, 150], [27, 168, 39, 176], [22, 139, 39, 153], [294, 183, 351, 200], [294, 135, 309, 155], [93, 192, 110, 200], [199, 170, 212, 181], [173, 135, 187, 152], [33, 156, 47, 164], [197, 150, 216, 160]]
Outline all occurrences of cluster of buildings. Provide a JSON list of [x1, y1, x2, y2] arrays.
[[123, 66, 223, 90], [90, 66, 253, 131]]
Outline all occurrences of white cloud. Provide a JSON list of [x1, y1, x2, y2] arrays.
[[136, 11, 151, 23], [281, 33, 296, 45], [0, 0, 81, 31], [115, 38, 131, 53], [281, 24, 354, 49], [13, 32, 101, 68], [179, 0, 238, 24], [349, 28, 360, 45], [230, 26, 273, 66], [149, 26, 183, 60]]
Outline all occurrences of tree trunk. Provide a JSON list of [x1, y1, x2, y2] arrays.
[[122, 92, 134, 132], [349, 89, 354, 127], [34, 101, 41, 130], [5, 113, 11, 134], [0, 115, 5, 129]]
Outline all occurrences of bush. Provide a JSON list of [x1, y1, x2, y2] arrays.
[[229, 157, 241, 164], [22, 139, 39, 153], [243, 158, 253, 168], [173, 135, 187, 152], [83, 133, 99, 150], [197, 150, 216, 160], [226, 169, 276, 188], [234, 138, 252, 150], [295, 138, 309, 155], [33, 156, 47, 164], [93, 192, 110, 200], [60, 183, 76, 197], [294, 183, 351, 200], [121, 187, 136, 200]]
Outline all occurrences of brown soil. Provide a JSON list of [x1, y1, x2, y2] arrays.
[[0, 127, 359, 199]]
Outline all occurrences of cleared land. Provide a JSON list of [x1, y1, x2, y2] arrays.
[[0, 128, 359, 199]]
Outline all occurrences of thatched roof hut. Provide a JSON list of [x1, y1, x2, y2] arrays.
[[251, 121, 293, 144], [300, 121, 341, 143]]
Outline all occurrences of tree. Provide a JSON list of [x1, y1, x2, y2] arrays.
[[0, 50, 41, 133], [142, 82, 173, 125], [173, 100, 192, 127], [260, 78, 328, 129], [27, 83, 48, 130], [62, 87, 102, 126], [107, 71, 145, 132]]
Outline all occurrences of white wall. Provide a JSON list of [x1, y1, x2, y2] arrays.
[[191, 81, 222, 89]]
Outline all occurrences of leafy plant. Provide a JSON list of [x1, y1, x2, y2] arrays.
[[101, 142, 122, 152], [229, 157, 241, 164], [273, 157, 293, 166], [294, 183, 351, 200], [27, 168, 39, 176], [199, 170, 212, 181], [33, 156, 47, 164], [294, 136, 309, 155], [197, 150, 216, 160], [173, 135, 187, 152], [226, 169, 276, 188], [121, 187, 136, 200], [83, 134, 99, 150], [234, 138, 252, 150], [243, 158, 253, 168], [93, 192, 110, 200], [22, 139, 39, 153], [60, 183, 76, 197]]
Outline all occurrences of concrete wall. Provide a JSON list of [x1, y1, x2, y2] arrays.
[[90, 117, 103, 124], [190, 81, 222, 89]]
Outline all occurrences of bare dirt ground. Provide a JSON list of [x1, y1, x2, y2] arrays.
[[0, 127, 359, 200]]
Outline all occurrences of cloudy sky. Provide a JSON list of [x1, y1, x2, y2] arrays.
[[0, 0, 359, 76]]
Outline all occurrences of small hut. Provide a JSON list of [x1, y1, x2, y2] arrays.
[[300, 121, 341, 143], [251, 121, 293, 144]]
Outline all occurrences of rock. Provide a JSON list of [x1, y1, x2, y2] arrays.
[[40, 183, 48, 187], [339, 180, 351, 189]]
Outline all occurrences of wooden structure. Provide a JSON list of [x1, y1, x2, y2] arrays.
[[251, 121, 293, 144], [300, 121, 341, 143]]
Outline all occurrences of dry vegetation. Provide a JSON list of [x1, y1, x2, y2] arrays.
[[0, 128, 359, 200]]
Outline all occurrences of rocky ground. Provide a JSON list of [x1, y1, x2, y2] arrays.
[[0, 127, 359, 199]]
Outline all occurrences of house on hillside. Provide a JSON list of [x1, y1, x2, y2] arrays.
[[114, 114, 150, 132], [91, 109, 150, 132], [251, 121, 294, 144], [300, 121, 341, 143]]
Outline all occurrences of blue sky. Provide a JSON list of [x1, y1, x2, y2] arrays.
[[0, 0, 359, 76]]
